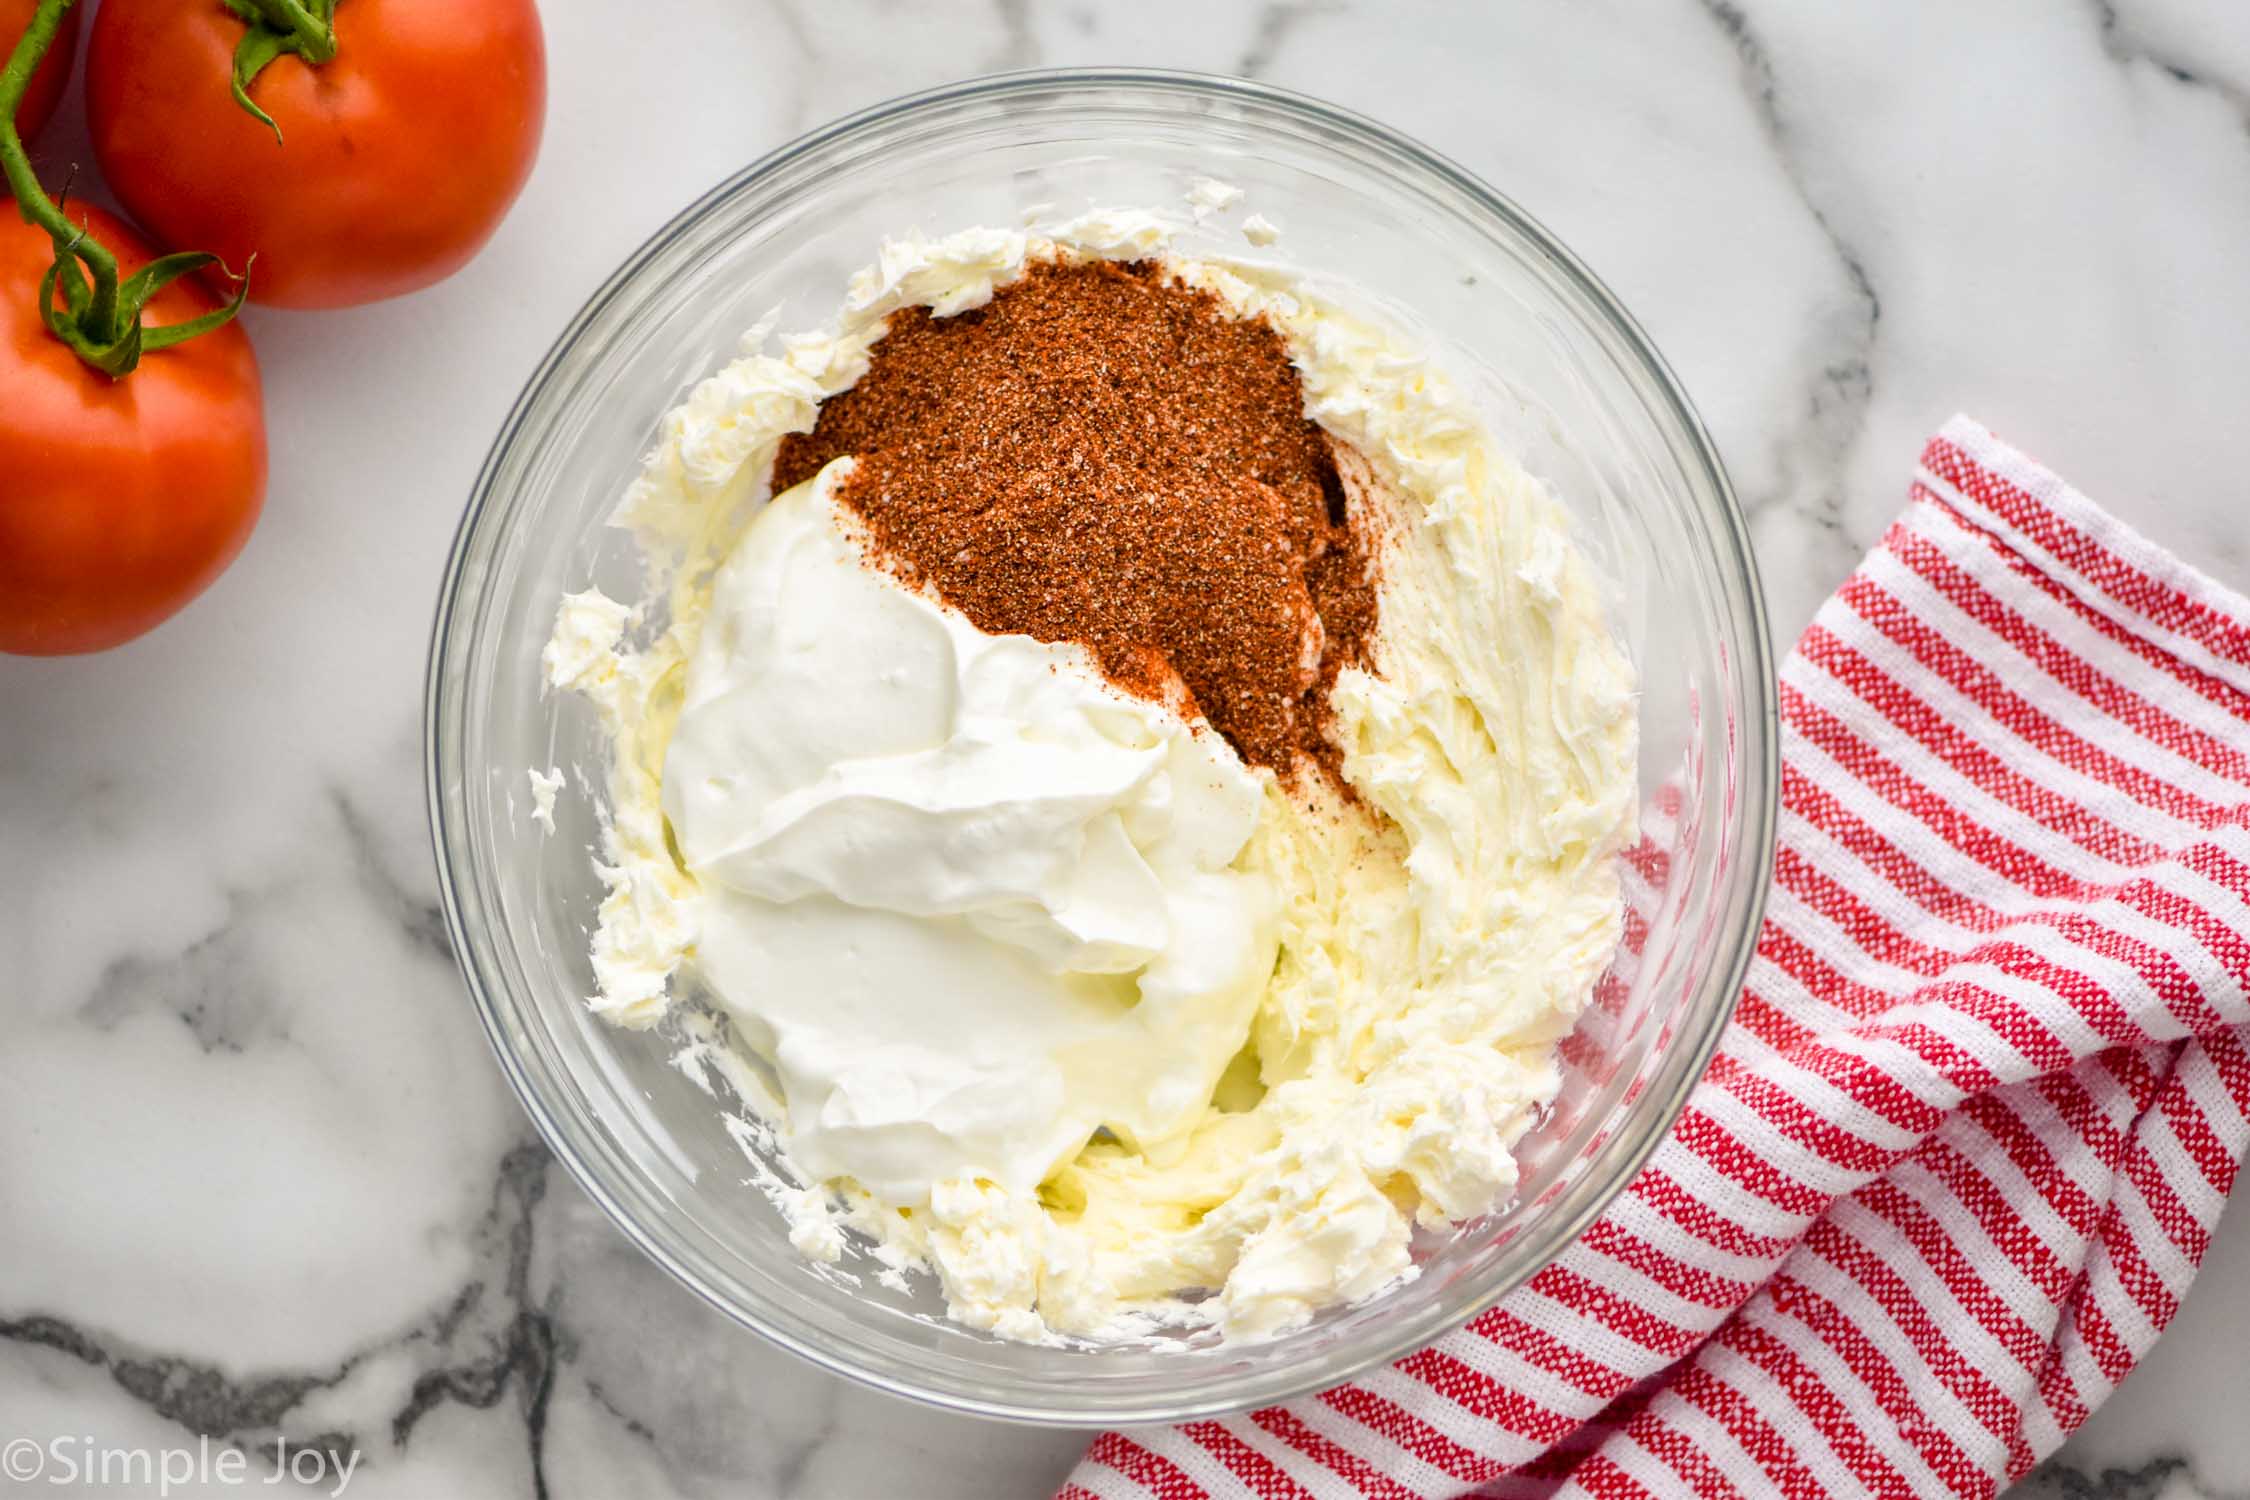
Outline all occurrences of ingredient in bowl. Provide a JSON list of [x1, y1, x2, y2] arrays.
[[550, 204, 1637, 1343], [667, 463, 1279, 1209], [769, 258, 1375, 783], [527, 766, 562, 832], [86, 0, 546, 308]]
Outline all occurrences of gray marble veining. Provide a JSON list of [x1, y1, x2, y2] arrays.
[[5, 1, 2249, 1495]]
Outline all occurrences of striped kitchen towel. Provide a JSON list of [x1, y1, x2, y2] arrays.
[[1062, 416, 2250, 1499]]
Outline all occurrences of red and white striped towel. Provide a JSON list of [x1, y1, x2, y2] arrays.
[[1062, 416, 2250, 1500]]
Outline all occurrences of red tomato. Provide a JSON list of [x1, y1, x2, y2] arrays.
[[0, 207, 267, 654], [6, 0, 80, 140], [84, 0, 544, 309]]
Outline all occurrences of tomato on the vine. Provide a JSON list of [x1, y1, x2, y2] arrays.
[[3, 0, 75, 138], [85, 0, 545, 310], [0, 206, 267, 654]]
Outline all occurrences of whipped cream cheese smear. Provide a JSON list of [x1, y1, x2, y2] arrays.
[[547, 205, 1638, 1344]]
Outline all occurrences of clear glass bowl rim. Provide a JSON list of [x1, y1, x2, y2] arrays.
[[425, 65, 1780, 1426]]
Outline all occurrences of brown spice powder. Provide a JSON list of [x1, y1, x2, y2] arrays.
[[772, 258, 1378, 786]]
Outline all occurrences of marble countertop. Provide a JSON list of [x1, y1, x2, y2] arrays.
[[6, 1, 2249, 1496]]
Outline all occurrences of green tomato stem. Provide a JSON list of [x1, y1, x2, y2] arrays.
[[0, 0, 248, 377], [0, 1, 115, 292], [220, 0, 338, 141]]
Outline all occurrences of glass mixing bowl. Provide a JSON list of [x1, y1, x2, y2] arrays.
[[426, 69, 1775, 1425]]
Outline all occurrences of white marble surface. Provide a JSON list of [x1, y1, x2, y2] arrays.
[[5, 1, 2249, 1495]]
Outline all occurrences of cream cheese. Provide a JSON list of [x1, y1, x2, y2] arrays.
[[1186, 176, 1246, 215], [547, 205, 1637, 1345], [526, 767, 563, 832]]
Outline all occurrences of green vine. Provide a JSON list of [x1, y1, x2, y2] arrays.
[[0, 0, 247, 377]]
